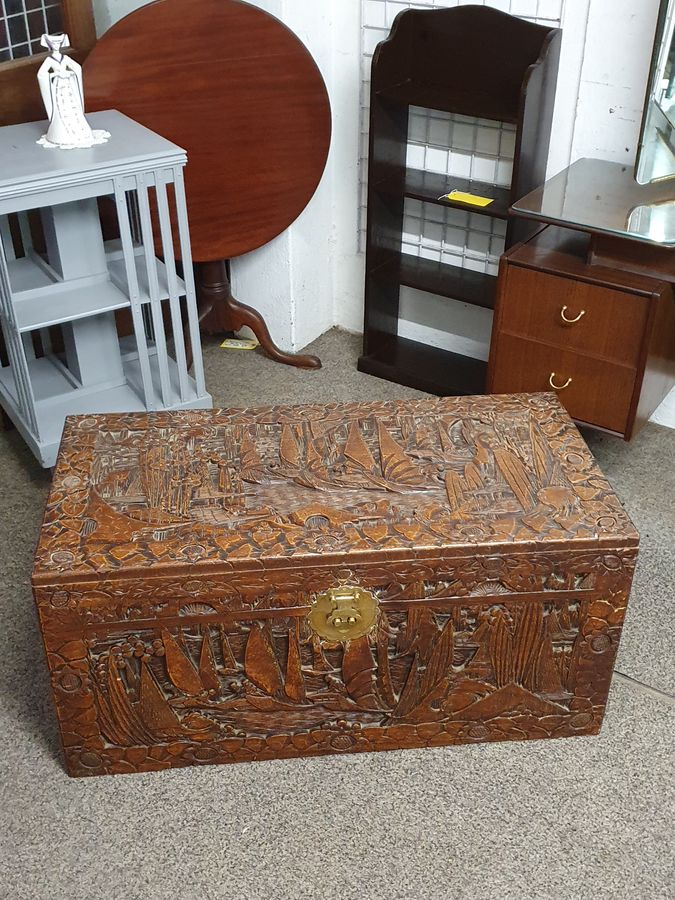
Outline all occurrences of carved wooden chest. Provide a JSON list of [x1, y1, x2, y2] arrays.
[[33, 394, 638, 777]]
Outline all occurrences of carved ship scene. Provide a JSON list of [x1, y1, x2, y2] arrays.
[[87, 595, 593, 750], [78, 399, 620, 561]]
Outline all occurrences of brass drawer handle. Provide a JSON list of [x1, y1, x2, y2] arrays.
[[549, 372, 572, 391], [560, 305, 586, 324]]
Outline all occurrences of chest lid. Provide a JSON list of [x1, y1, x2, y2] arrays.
[[32, 394, 638, 586]]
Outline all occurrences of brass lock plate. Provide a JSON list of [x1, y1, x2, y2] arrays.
[[308, 585, 378, 642]]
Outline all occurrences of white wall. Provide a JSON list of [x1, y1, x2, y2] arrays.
[[92, 0, 150, 31], [572, 0, 661, 164], [230, 0, 362, 352]]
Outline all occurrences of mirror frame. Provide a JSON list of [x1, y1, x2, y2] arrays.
[[636, 0, 675, 185]]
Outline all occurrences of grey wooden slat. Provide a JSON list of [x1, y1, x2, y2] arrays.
[[1, 321, 39, 432], [113, 179, 156, 410], [0, 216, 15, 262], [39, 328, 53, 355], [22, 332, 36, 361], [7, 336, 39, 429], [0, 318, 7, 373], [17, 212, 33, 256], [154, 172, 190, 402], [136, 173, 172, 406], [172, 166, 206, 396], [0, 236, 18, 326], [0, 239, 38, 431], [0, 249, 15, 320], [2, 318, 35, 418]]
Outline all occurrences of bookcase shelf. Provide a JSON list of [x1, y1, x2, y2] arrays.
[[358, 334, 487, 397], [0, 344, 202, 453], [7, 243, 187, 333], [358, 5, 561, 396], [371, 255, 497, 310], [374, 168, 512, 220]]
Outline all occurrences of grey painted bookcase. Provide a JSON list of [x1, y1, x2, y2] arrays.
[[0, 110, 212, 467]]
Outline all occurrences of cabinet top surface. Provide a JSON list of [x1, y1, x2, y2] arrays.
[[512, 157, 675, 246], [0, 110, 185, 198], [33, 394, 638, 584]]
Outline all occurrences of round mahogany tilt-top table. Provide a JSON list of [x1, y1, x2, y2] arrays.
[[85, 0, 332, 368]]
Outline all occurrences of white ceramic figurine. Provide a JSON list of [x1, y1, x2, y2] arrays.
[[36, 33, 110, 149]]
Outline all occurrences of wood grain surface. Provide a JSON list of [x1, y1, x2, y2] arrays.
[[32, 395, 638, 776], [83, 0, 331, 262], [489, 333, 637, 434], [33, 395, 639, 582], [499, 266, 648, 367], [488, 225, 675, 439]]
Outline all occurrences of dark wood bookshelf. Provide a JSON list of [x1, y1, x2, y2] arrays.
[[359, 5, 561, 396]]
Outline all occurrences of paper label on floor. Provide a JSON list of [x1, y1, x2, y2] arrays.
[[220, 338, 259, 351]]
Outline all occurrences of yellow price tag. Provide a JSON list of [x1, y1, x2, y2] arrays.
[[440, 190, 494, 208]]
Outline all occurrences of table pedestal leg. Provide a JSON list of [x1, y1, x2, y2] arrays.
[[195, 260, 322, 369]]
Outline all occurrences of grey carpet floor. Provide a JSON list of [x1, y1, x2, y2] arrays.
[[0, 328, 673, 900]]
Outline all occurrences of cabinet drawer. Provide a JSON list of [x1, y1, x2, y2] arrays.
[[490, 334, 637, 434], [501, 266, 649, 367]]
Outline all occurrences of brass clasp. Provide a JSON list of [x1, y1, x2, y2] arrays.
[[308, 585, 378, 642]]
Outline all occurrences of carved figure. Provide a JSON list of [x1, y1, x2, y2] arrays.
[[37, 33, 110, 149]]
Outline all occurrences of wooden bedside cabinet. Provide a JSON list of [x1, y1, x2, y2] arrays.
[[487, 226, 675, 439]]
